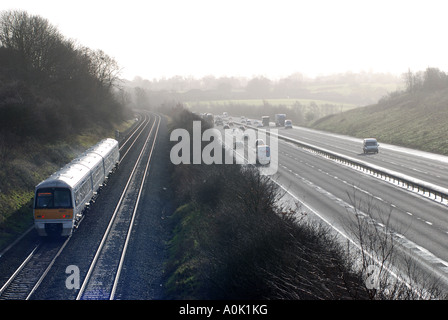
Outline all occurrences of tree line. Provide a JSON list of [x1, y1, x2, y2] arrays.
[[403, 67, 448, 93], [127, 71, 400, 108], [0, 10, 129, 141]]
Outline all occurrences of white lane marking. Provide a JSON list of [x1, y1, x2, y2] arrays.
[[275, 163, 448, 283], [281, 149, 440, 228]]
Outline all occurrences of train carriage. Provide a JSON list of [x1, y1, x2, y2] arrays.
[[34, 139, 119, 237], [88, 138, 120, 177], [72, 152, 105, 195]]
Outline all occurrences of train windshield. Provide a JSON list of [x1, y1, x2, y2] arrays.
[[35, 188, 72, 209]]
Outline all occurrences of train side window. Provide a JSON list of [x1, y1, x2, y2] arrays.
[[76, 179, 92, 206]]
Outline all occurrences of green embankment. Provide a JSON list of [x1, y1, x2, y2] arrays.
[[0, 119, 135, 250], [311, 89, 448, 156]]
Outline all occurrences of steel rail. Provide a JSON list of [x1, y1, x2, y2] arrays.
[[110, 114, 161, 299], [0, 112, 151, 300], [0, 245, 40, 298], [76, 113, 160, 300], [26, 236, 71, 300], [118, 113, 151, 163]]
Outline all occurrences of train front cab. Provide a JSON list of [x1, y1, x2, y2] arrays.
[[34, 187, 74, 237]]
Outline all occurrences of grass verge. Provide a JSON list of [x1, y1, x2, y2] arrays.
[[0, 118, 136, 251], [311, 89, 448, 155]]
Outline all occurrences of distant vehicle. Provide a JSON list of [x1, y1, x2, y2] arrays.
[[246, 120, 252, 125], [275, 114, 286, 127], [284, 119, 292, 129], [223, 124, 230, 129], [363, 138, 379, 154], [262, 116, 270, 127], [256, 144, 271, 165]]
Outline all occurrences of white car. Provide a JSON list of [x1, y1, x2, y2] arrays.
[[256, 145, 271, 165]]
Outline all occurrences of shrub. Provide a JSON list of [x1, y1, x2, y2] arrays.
[[164, 108, 367, 299]]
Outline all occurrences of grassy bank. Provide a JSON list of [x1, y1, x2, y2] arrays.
[[311, 88, 448, 155], [0, 118, 135, 250]]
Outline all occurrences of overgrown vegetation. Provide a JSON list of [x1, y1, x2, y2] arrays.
[[164, 107, 369, 299], [344, 189, 446, 300]]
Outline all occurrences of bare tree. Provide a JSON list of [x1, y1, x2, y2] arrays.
[[344, 189, 446, 299], [82, 48, 122, 90], [0, 10, 64, 73]]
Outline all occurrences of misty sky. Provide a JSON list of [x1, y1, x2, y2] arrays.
[[1, 0, 447, 80]]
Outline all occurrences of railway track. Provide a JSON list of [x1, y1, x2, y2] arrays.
[[76, 114, 161, 300], [0, 239, 69, 300], [0, 111, 158, 300]]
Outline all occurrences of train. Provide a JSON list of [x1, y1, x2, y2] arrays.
[[33, 138, 120, 237]]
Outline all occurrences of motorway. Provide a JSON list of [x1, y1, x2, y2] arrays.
[[223, 118, 448, 293], [279, 125, 448, 189]]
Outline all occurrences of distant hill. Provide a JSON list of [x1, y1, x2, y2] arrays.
[[311, 87, 448, 156]]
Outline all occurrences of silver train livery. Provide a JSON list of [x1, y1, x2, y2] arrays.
[[33, 138, 120, 236]]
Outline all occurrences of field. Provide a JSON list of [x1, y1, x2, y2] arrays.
[[306, 82, 400, 96], [184, 98, 357, 110], [183, 79, 401, 119]]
